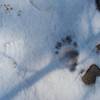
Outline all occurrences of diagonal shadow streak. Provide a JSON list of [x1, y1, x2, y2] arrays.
[[0, 60, 60, 100]]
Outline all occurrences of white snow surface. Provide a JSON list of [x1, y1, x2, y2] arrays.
[[0, 0, 100, 100]]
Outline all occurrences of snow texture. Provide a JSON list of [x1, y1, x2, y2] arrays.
[[0, 0, 99, 100]]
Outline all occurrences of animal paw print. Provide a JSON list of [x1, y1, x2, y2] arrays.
[[3, 4, 13, 14], [54, 35, 79, 71], [0, 3, 23, 16], [54, 35, 78, 54], [4, 4, 13, 11]]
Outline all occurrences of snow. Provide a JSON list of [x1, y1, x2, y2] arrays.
[[0, 0, 99, 100]]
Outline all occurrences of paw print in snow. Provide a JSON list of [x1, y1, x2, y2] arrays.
[[0, 3, 22, 16], [54, 35, 79, 72], [4, 4, 13, 14]]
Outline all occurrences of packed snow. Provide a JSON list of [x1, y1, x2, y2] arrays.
[[0, 0, 100, 100]]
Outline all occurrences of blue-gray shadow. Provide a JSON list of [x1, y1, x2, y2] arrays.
[[0, 60, 60, 100]]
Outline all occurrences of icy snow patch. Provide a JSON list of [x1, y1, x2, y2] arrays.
[[0, 0, 99, 100]]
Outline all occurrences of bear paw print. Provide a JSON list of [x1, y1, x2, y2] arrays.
[[54, 35, 79, 72]]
